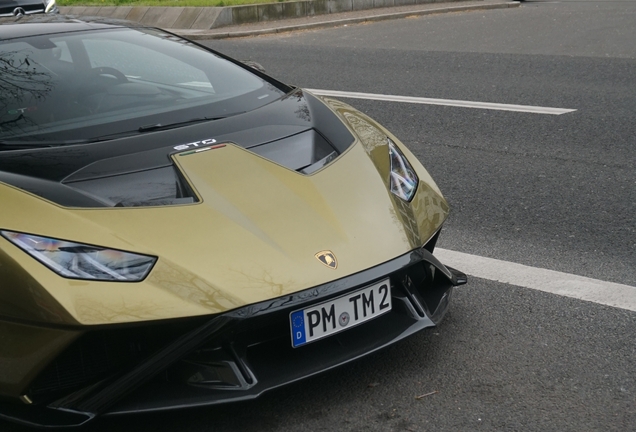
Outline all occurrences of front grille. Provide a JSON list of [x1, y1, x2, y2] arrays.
[[27, 246, 459, 413], [173, 258, 451, 387], [0, 3, 45, 16], [106, 254, 458, 414]]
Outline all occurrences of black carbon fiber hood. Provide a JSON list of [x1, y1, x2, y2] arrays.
[[0, 90, 355, 207]]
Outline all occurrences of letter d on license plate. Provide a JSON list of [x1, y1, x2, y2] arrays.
[[290, 279, 391, 348]]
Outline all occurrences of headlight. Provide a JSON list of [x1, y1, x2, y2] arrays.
[[44, 0, 57, 13], [0, 231, 156, 282], [388, 138, 419, 202]]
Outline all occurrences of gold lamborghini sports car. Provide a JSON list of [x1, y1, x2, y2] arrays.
[[0, 15, 466, 427]]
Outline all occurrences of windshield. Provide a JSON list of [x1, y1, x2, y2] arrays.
[[0, 27, 287, 144]]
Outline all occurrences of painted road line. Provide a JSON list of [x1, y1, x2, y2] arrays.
[[307, 89, 577, 115], [435, 248, 636, 312]]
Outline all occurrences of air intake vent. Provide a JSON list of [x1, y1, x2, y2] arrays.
[[249, 129, 338, 175], [66, 166, 198, 207]]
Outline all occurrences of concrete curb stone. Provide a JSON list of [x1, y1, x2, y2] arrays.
[[59, 0, 476, 29], [173, 7, 203, 29], [179, 1, 519, 40], [109, 6, 133, 19], [140, 7, 184, 28], [353, 0, 375, 11], [58, 0, 519, 38], [125, 6, 150, 23], [194, 9, 226, 29], [328, 0, 353, 13], [282, 2, 307, 18], [308, 0, 329, 15]]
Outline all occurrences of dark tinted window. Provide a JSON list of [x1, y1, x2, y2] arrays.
[[0, 27, 286, 143]]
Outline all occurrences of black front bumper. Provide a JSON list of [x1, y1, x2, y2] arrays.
[[0, 247, 466, 428]]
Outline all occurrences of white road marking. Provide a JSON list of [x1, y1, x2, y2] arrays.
[[435, 248, 636, 312], [311, 89, 627, 308], [307, 89, 577, 115]]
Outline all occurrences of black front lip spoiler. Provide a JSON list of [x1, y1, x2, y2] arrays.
[[0, 247, 466, 428]]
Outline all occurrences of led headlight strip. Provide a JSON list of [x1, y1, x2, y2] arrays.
[[388, 138, 419, 202], [0, 231, 156, 282]]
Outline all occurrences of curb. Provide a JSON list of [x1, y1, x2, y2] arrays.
[[60, 0, 477, 29], [178, 1, 520, 39]]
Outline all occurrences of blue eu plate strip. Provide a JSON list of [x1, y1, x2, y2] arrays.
[[291, 310, 306, 347]]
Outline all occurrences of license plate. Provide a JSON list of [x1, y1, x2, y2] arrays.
[[290, 279, 391, 348]]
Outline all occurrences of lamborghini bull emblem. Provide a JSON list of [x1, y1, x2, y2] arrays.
[[315, 251, 338, 269]]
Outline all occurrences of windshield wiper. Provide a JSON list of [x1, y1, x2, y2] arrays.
[[138, 113, 244, 133]]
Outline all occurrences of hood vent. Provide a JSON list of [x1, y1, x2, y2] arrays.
[[66, 166, 198, 208], [66, 130, 339, 207], [249, 129, 338, 175], [2, 129, 341, 209]]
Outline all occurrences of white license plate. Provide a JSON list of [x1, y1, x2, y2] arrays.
[[290, 279, 391, 348]]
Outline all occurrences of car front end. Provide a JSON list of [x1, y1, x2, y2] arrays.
[[0, 17, 466, 427]]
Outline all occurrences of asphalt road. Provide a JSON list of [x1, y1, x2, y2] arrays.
[[5, 1, 635, 431]]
